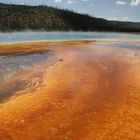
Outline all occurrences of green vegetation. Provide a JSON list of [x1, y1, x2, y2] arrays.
[[0, 3, 140, 32]]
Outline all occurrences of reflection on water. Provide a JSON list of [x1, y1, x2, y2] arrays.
[[0, 52, 51, 82], [105, 42, 140, 50], [97, 42, 140, 50]]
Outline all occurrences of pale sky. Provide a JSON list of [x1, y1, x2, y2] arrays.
[[0, 0, 140, 22]]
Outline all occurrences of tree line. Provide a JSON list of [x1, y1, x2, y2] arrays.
[[0, 3, 140, 32]]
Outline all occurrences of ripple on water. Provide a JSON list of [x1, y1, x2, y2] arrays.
[[0, 51, 54, 103]]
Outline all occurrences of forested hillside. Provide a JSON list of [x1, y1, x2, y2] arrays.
[[0, 3, 140, 32]]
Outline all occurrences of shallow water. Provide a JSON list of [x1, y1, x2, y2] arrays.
[[0, 52, 52, 82], [0, 40, 140, 140]]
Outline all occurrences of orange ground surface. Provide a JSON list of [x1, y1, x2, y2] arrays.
[[0, 41, 140, 140]]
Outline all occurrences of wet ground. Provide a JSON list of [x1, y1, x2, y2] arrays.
[[0, 40, 140, 140]]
